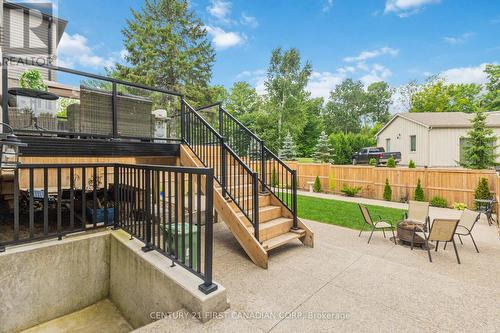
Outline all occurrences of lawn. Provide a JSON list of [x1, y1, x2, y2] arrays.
[[297, 194, 404, 230]]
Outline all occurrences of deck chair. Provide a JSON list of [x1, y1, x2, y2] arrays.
[[443, 209, 481, 253], [419, 219, 461, 264], [405, 201, 430, 250], [358, 204, 396, 244]]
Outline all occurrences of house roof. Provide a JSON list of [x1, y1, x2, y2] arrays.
[[376, 111, 500, 137]]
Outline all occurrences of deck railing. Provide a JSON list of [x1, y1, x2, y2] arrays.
[[0, 163, 217, 293], [2, 55, 182, 142]]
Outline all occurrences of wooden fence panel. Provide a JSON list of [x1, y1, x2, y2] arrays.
[[288, 162, 498, 209]]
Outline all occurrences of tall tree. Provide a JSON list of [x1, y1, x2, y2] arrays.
[[264, 48, 312, 145], [365, 81, 393, 124], [115, 0, 215, 94], [460, 109, 498, 169], [226, 82, 260, 116], [296, 97, 324, 157], [410, 79, 481, 113], [323, 79, 366, 134], [397, 79, 420, 112], [482, 64, 500, 111]]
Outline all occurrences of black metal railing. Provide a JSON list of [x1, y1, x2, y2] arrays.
[[183, 100, 260, 240], [0, 163, 217, 293], [2, 55, 182, 142], [196, 103, 298, 229]]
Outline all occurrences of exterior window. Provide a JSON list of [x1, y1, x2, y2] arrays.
[[386, 138, 391, 152], [410, 135, 416, 152]]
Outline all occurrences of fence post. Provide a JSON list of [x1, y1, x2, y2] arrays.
[[142, 168, 154, 252], [113, 164, 120, 230], [260, 140, 266, 192], [291, 170, 299, 230], [199, 168, 218, 294], [252, 172, 260, 241], [112, 82, 118, 139]]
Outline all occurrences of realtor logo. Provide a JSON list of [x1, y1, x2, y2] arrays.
[[1, 1, 58, 58]]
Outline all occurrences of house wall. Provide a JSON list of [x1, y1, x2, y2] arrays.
[[2, 5, 56, 80], [429, 127, 500, 167], [376, 116, 430, 166]]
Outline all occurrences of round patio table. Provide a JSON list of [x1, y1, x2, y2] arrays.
[[396, 220, 426, 247]]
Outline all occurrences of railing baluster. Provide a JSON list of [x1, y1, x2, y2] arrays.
[[196, 174, 202, 273], [82, 168, 86, 230], [114, 165, 119, 230], [44, 168, 48, 235], [70, 168, 75, 230], [13, 168, 19, 241], [143, 168, 153, 252], [57, 168, 62, 239], [188, 173, 193, 269], [92, 166, 97, 228], [29, 169, 34, 238]]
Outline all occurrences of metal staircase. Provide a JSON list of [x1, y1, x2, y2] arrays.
[[179, 100, 313, 268]]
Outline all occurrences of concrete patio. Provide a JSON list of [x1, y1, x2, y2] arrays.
[[138, 211, 500, 332]]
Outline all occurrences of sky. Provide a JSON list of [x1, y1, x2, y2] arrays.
[[14, 0, 500, 105]]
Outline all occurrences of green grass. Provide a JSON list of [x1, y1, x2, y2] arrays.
[[297, 194, 404, 231]]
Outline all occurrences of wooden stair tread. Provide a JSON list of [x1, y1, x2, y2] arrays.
[[236, 205, 281, 218], [247, 217, 292, 232], [262, 230, 306, 251]]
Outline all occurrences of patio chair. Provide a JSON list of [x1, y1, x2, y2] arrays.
[[358, 204, 396, 244], [443, 209, 481, 253], [405, 201, 430, 250], [418, 219, 461, 264]]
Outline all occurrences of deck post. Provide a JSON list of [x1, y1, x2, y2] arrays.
[[199, 169, 217, 294]]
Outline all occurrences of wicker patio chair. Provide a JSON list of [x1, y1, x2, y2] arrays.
[[418, 218, 461, 264], [358, 204, 397, 244], [443, 209, 481, 253], [405, 200, 430, 250]]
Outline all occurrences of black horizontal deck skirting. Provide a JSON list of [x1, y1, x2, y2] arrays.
[[19, 136, 180, 157]]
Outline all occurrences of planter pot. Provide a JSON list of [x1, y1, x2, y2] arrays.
[[86, 207, 114, 225]]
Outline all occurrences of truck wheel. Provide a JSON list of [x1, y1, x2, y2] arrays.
[[352, 158, 357, 165]]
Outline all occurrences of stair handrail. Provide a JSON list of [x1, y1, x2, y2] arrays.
[[182, 100, 260, 240], [195, 103, 298, 230]]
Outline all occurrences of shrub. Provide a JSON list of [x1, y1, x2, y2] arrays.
[[430, 196, 448, 208], [452, 202, 467, 210], [408, 160, 416, 168], [475, 177, 491, 200], [387, 157, 396, 168], [341, 185, 361, 197], [369, 158, 377, 166], [313, 176, 322, 193], [20, 69, 47, 91], [414, 179, 425, 201], [383, 179, 392, 201]]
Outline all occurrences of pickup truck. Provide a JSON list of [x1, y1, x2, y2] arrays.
[[352, 147, 401, 165]]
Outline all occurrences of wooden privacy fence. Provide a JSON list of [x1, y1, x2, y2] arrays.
[[286, 162, 498, 209]]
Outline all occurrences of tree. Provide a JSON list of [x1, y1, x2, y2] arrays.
[[383, 179, 392, 201], [323, 79, 366, 134], [296, 97, 324, 157], [410, 79, 481, 113], [264, 47, 312, 145], [279, 131, 298, 161], [365, 82, 393, 125], [313, 131, 333, 163], [460, 109, 498, 169], [226, 82, 260, 116], [397, 79, 420, 112], [328, 132, 376, 165], [20, 69, 47, 91], [414, 179, 424, 201], [482, 64, 500, 111], [114, 0, 215, 96]]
